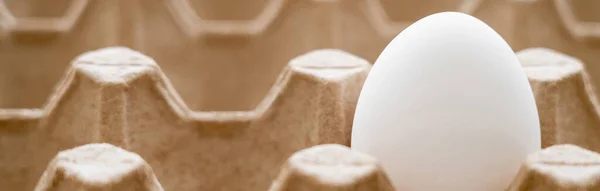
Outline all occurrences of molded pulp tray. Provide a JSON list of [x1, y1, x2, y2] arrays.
[[0, 0, 599, 190]]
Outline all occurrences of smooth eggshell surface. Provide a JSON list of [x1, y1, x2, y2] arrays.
[[351, 12, 541, 191]]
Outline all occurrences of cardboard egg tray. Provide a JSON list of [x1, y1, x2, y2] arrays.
[[0, 0, 599, 190]]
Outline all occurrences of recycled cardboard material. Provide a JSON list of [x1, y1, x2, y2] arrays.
[[29, 142, 600, 191], [0, 0, 599, 191], [486, 0, 600, 97], [518, 48, 600, 152], [135, 0, 343, 111], [269, 144, 395, 191], [340, 0, 600, 73], [0, 0, 120, 109], [507, 144, 600, 190], [0, 40, 599, 191], [0, 47, 370, 191], [33, 143, 164, 191], [1, 0, 598, 110]]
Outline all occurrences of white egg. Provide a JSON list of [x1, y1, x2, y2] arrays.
[[351, 12, 541, 190]]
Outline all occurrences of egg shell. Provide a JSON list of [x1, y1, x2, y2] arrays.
[[351, 12, 541, 191]]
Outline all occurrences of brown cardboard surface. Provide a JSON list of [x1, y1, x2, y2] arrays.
[[0, 0, 598, 110], [519, 48, 600, 153], [0, 0, 599, 191], [0, 47, 370, 190], [508, 144, 600, 191], [0, 0, 120, 109], [33, 143, 164, 191], [269, 144, 395, 191]]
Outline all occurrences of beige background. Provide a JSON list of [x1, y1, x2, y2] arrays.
[[0, 0, 598, 111]]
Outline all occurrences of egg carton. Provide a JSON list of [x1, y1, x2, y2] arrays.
[[31, 143, 600, 191], [0, 0, 599, 191], [0, 46, 372, 191], [0, 45, 597, 191], [0, 0, 598, 111]]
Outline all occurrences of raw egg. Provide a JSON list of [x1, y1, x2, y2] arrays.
[[351, 12, 541, 190]]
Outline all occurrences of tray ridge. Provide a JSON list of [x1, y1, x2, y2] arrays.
[[0, 47, 371, 191]]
